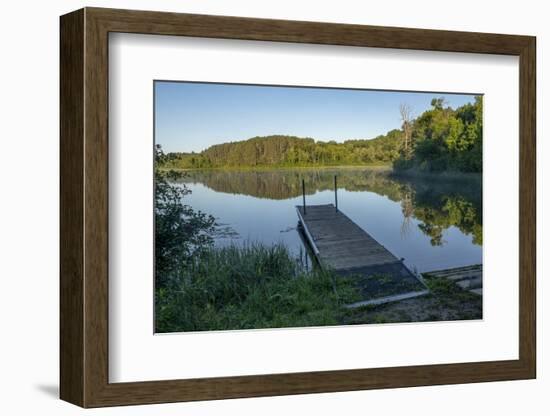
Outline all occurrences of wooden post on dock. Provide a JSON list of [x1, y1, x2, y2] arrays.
[[334, 175, 338, 212], [302, 179, 306, 215]]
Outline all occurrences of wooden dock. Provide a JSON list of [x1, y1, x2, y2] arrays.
[[296, 204, 428, 307]]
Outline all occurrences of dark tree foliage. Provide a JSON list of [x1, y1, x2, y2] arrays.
[[394, 96, 483, 173], [155, 145, 216, 289]]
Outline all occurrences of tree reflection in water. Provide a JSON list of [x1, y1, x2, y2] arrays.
[[174, 168, 482, 247]]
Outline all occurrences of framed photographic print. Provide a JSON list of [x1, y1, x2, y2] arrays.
[[60, 7, 536, 408]]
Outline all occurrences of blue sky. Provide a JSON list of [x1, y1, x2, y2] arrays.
[[155, 81, 478, 153]]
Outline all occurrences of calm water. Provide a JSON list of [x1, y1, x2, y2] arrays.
[[175, 168, 482, 273]]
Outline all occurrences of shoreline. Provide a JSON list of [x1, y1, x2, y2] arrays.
[[160, 164, 482, 180], [159, 164, 392, 172]]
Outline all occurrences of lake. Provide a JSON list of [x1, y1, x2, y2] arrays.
[[175, 168, 482, 273]]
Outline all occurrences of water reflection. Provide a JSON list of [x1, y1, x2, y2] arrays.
[[179, 168, 481, 247]]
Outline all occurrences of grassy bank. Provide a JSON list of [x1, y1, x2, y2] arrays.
[[155, 243, 361, 332], [156, 242, 482, 332]]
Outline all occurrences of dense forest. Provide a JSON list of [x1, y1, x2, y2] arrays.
[[159, 96, 482, 173], [160, 131, 401, 169]]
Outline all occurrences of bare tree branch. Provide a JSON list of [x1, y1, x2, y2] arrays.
[[399, 103, 413, 156]]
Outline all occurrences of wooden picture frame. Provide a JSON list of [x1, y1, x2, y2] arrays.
[[60, 7, 536, 408]]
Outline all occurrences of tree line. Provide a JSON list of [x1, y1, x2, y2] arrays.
[[159, 96, 482, 173], [160, 132, 401, 169]]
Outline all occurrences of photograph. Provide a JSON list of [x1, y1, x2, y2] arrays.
[[153, 81, 483, 333]]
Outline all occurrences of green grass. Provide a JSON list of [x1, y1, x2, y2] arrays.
[[155, 241, 482, 332], [155, 243, 361, 332]]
